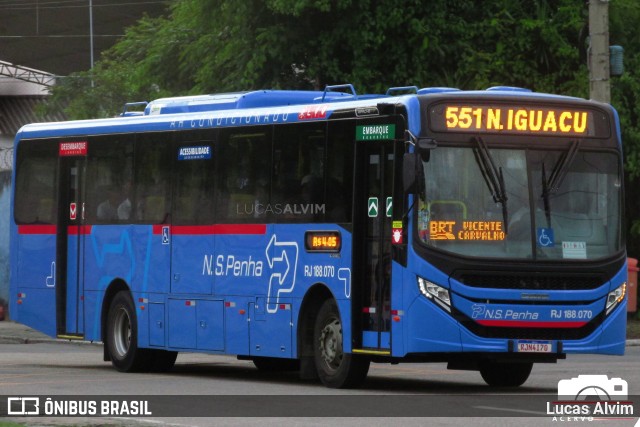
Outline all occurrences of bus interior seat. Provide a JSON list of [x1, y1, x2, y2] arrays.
[[91, 184, 114, 221], [550, 212, 608, 256], [177, 196, 197, 222], [33, 197, 54, 223], [143, 196, 167, 223], [551, 212, 606, 242], [428, 200, 468, 221], [227, 193, 255, 220]]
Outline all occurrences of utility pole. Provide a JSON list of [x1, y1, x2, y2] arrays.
[[89, 0, 95, 87], [588, 0, 610, 103], [89, 0, 95, 70]]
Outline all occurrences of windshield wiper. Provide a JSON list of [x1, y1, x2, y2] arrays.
[[541, 139, 581, 227], [472, 136, 509, 232]]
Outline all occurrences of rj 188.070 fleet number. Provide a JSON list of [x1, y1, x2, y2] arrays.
[[551, 309, 593, 319]]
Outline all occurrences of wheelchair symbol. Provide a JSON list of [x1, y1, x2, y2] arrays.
[[162, 226, 170, 245], [537, 228, 554, 247]]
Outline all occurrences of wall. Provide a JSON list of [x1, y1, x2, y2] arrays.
[[0, 171, 10, 316]]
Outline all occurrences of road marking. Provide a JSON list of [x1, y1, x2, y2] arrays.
[[473, 405, 543, 415], [116, 417, 192, 427]]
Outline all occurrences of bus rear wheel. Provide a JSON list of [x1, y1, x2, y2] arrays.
[[479, 361, 533, 387], [106, 291, 151, 372], [313, 299, 369, 388]]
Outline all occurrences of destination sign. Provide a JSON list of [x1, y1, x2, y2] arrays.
[[429, 220, 505, 241], [429, 104, 598, 136]]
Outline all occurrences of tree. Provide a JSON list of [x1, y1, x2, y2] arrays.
[[609, 0, 640, 255], [48, 0, 588, 118], [46, 0, 640, 254]]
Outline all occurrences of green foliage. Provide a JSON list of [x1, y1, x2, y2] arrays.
[[46, 13, 186, 119], [48, 0, 593, 118], [42, 0, 640, 256], [611, 0, 640, 177], [609, 0, 640, 255]]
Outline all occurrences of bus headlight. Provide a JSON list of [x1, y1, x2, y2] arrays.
[[418, 277, 451, 312], [606, 283, 626, 315]]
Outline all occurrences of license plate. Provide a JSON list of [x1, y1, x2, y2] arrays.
[[516, 340, 553, 353]]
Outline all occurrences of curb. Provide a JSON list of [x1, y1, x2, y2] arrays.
[[0, 334, 101, 346], [0, 320, 81, 345], [0, 336, 59, 345]]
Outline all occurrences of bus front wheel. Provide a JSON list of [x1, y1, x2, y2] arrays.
[[106, 291, 150, 372], [313, 299, 370, 388], [479, 360, 533, 387]]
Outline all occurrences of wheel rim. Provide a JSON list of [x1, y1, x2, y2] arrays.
[[318, 316, 343, 371], [112, 306, 131, 358]]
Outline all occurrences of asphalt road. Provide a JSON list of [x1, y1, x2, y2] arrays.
[[0, 341, 639, 426]]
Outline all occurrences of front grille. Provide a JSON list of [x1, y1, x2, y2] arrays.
[[454, 272, 605, 291], [458, 315, 602, 340], [448, 270, 609, 340]]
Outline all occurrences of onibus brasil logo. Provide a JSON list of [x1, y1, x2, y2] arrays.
[[547, 375, 634, 421]]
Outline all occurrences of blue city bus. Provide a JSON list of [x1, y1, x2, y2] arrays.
[[9, 85, 626, 388]]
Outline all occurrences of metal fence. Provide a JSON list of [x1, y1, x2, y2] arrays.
[[0, 147, 13, 171]]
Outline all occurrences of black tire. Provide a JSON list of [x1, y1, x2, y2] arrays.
[[313, 299, 370, 388], [252, 357, 300, 372], [479, 361, 533, 387], [105, 291, 151, 372]]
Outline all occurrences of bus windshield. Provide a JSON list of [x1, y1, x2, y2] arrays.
[[417, 143, 623, 260]]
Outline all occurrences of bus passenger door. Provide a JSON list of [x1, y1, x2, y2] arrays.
[[170, 137, 216, 296], [56, 145, 88, 338], [353, 131, 398, 351]]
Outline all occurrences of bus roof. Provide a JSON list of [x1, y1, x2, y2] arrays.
[[15, 85, 608, 141]]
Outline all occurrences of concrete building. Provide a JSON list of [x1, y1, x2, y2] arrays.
[[0, 66, 66, 315], [0, 1, 166, 316]]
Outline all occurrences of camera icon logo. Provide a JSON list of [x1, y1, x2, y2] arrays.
[[558, 375, 628, 401]]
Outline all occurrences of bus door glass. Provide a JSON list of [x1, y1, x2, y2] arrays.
[[56, 140, 88, 337], [171, 132, 216, 296], [13, 139, 59, 336], [354, 124, 397, 350]]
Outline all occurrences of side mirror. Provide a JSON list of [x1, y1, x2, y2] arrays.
[[403, 152, 424, 194], [404, 130, 436, 162], [417, 138, 437, 162]]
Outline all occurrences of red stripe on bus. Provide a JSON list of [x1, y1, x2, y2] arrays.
[[18, 225, 57, 235], [67, 225, 93, 235], [475, 320, 587, 328], [20, 224, 265, 236], [18, 225, 93, 235], [153, 224, 267, 235]]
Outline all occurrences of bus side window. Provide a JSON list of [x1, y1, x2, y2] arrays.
[[217, 128, 271, 223], [86, 136, 133, 224], [135, 134, 171, 224], [14, 141, 58, 225], [173, 135, 215, 225], [273, 123, 325, 223], [326, 121, 354, 223]]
